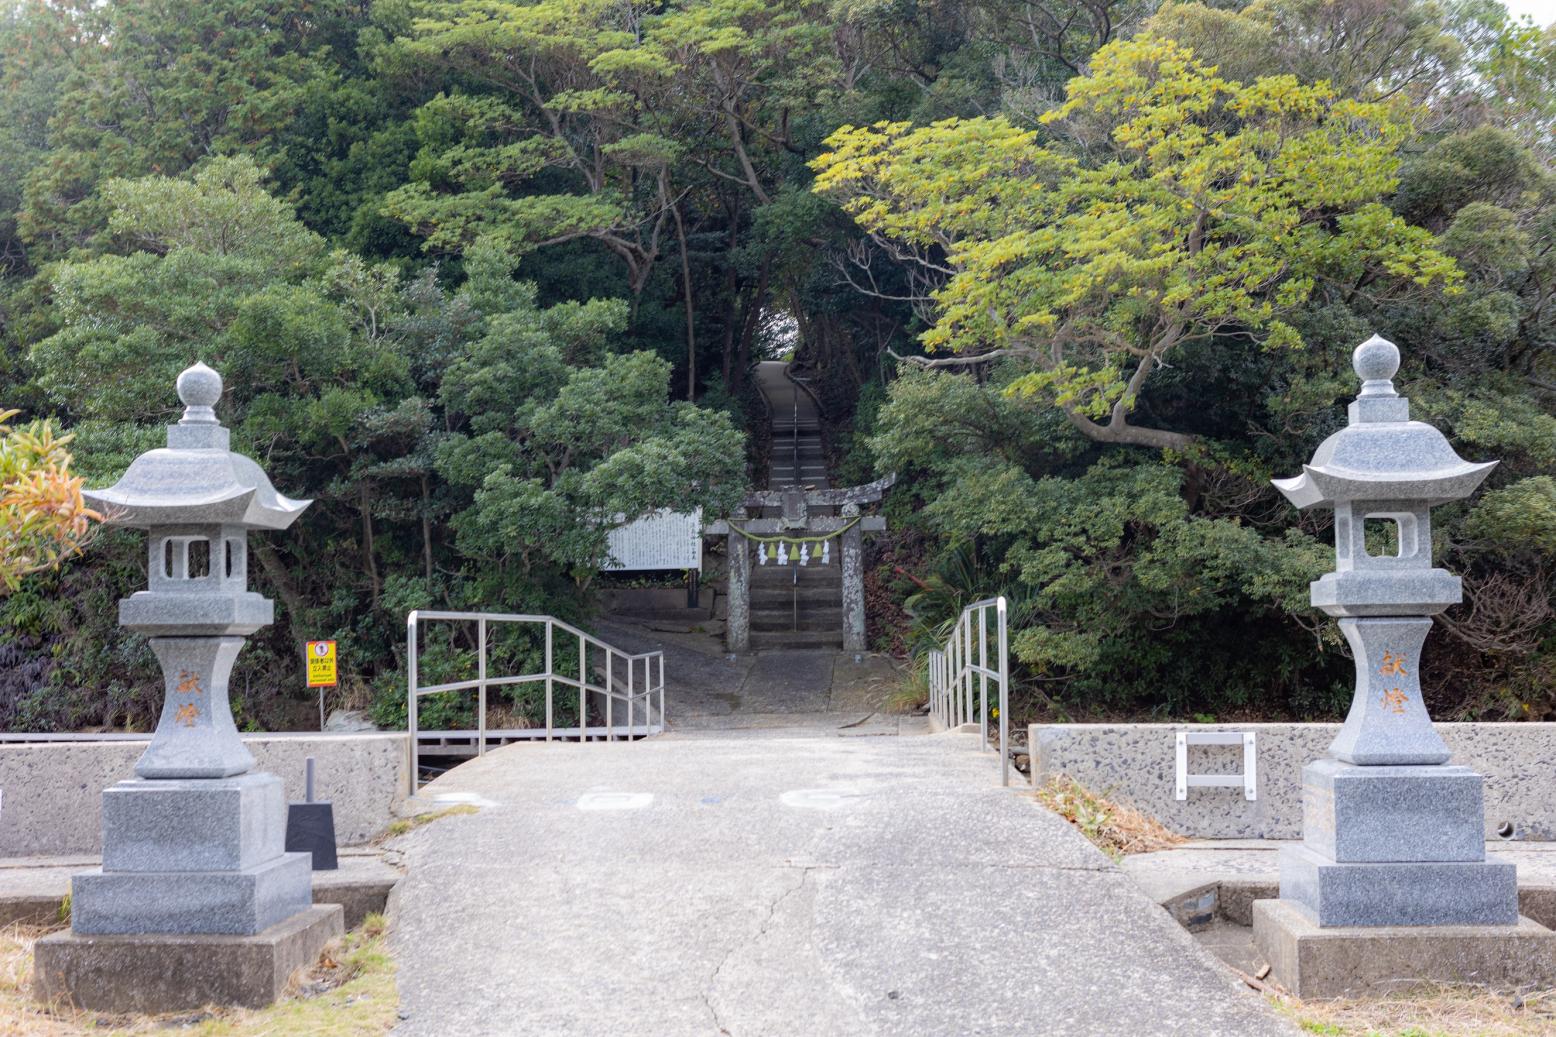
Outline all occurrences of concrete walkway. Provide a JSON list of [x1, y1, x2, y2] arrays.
[[592, 617, 911, 735], [390, 732, 1295, 1036]]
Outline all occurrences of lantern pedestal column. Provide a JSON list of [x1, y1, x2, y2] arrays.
[[136, 636, 255, 778]]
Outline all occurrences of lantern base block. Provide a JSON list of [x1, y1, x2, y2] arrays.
[[1253, 899, 1556, 999], [1279, 843, 1518, 927], [101, 774, 287, 872], [1301, 759, 1486, 863], [33, 904, 343, 1012], [70, 851, 313, 936]]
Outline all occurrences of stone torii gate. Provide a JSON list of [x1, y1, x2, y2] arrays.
[[706, 475, 893, 654]]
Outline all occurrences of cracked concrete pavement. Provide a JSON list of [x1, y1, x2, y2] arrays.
[[389, 731, 1295, 1036]]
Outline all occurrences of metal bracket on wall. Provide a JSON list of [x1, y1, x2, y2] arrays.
[[1175, 731, 1257, 802]]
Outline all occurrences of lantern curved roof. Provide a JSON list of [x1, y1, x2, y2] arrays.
[[84, 449, 309, 530], [81, 362, 310, 530], [1273, 335, 1495, 509]]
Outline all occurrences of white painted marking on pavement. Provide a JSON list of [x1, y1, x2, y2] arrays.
[[578, 792, 654, 811], [779, 789, 855, 810], [433, 792, 499, 808]]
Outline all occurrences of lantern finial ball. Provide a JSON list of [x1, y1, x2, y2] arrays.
[[1353, 334, 1400, 385], [176, 362, 222, 424]]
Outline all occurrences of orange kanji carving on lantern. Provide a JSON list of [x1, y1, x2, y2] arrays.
[[174, 703, 199, 727]]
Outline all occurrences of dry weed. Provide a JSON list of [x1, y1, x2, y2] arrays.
[[1281, 984, 1556, 1036], [1034, 774, 1185, 860]]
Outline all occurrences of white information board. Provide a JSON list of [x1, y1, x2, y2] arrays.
[[603, 509, 703, 572]]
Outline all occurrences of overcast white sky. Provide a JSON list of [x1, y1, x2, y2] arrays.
[[1502, 0, 1556, 25]]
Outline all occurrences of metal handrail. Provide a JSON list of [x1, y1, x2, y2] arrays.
[[407, 610, 666, 790], [926, 596, 1011, 786]]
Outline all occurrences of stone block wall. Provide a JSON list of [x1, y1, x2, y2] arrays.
[[1029, 723, 1556, 840], [0, 733, 408, 856]]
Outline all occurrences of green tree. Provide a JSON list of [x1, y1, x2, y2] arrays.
[[812, 35, 1460, 450], [17, 0, 364, 261], [435, 240, 747, 601], [24, 157, 747, 728]]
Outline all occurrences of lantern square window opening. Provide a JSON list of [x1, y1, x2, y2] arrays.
[[1362, 513, 1420, 560], [1332, 501, 1431, 573]]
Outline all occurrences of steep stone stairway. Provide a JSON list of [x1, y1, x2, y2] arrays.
[[751, 361, 843, 651], [750, 565, 843, 649], [766, 366, 828, 487]]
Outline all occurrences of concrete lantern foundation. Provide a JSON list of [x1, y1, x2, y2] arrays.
[[33, 903, 343, 1012], [1253, 899, 1556, 998]]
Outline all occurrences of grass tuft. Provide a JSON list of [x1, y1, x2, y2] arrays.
[[383, 803, 480, 839], [1034, 774, 1184, 861], [885, 669, 929, 714]]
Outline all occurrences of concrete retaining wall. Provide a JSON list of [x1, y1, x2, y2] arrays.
[[1029, 722, 1556, 841], [0, 733, 409, 857]]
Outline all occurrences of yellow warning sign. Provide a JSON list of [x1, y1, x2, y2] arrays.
[[306, 640, 337, 688]]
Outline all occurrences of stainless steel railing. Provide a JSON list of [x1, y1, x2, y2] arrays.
[[407, 610, 665, 789], [927, 596, 1011, 786]]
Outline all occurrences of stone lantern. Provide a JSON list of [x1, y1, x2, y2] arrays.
[[1254, 335, 1553, 998], [35, 363, 341, 1012], [1272, 334, 1496, 768]]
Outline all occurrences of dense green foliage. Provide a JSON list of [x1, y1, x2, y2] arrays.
[[1, 0, 1554, 728], [830, 4, 1556, 721]]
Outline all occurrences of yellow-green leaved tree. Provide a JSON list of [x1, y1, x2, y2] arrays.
[[0, 413, 99, 592], [812, 35, 1462, 450]]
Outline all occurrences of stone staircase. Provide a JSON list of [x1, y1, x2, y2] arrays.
[[749, 562, 844, 650], [751, 361, 843, 651], [768, 422, 827, 486]]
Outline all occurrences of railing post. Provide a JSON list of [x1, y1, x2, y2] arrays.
[[939, 650, 946, 727], [545, 619, 554, 742], [978, 605, 989, 752], [627, 656, 635, 736], [957, 619, 967, 725], [578, 633, 586, 743], [658, 654, 665, 732], [949, 628, 960, 725], [477, 617, 488, 757], [927, 651, 935, 726], [962, 609, 974, 726], [998, 596, 1010, 788], [945, 628, 952, 725], [935, 650, 944, 727], [936, 651, 944, 726], [954, 612, 963, 725], [606, 651, 614, 742], [407, 612, 419, 794]]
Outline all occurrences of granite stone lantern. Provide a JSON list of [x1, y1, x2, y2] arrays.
[[1254, 335, 1556, 997], [33, 363, 343, 1012]]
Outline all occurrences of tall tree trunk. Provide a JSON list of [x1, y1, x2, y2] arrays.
[[252, 540, 307, 658], [672, 197, 696, 401], [359, 484, 381, 609], [420, 474, 434, 583], [720, 214, 741, 390], [737, 254, 772, 377]]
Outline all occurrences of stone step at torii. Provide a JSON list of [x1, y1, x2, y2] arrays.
[[706, 475, 894, 654]]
